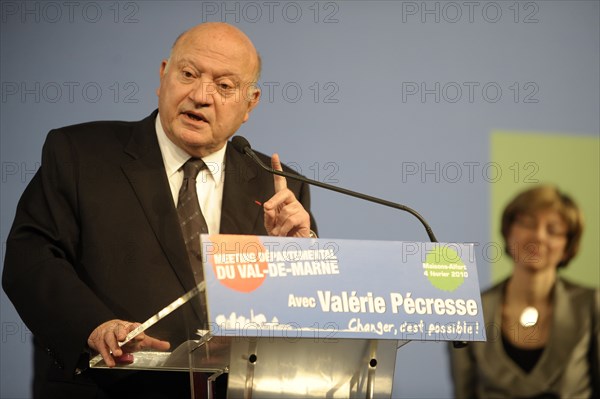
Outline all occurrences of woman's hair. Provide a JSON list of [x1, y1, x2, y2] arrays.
[[501, 185, 584, 268]]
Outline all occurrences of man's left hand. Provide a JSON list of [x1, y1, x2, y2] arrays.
[[263, 153, 311, 237]]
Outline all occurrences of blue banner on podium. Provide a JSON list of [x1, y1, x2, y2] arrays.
[[201, 234, 486, 342]]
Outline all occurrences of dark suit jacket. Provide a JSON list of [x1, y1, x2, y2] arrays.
[[2, 111, 316, 398], [450, 277, 599, 399]]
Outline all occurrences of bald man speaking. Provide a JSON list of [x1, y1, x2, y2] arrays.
[[3, 22, 316, 398]]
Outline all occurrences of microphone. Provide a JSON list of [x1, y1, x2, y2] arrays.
[[231, 135, 438, 243], [232, 136, 468, 349]]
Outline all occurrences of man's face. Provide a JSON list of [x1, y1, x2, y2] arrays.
[[157, 25, 260, 158]]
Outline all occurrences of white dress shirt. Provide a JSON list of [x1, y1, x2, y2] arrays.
[[155, 114, 225, 234]]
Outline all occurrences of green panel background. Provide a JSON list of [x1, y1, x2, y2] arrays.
[[491, 132, 599, 288]]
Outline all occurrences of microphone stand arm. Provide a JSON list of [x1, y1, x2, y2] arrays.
[[244, 149, 438, 243]]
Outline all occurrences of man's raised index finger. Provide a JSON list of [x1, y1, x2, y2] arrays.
[[271, 153, 287, 192]]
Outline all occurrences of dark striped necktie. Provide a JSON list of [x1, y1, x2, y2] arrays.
[[177, 158, 209, 324]]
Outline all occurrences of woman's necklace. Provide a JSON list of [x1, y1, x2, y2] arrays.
[[519, 306, 539, 327]]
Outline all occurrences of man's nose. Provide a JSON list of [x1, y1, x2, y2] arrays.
[[188, 80, 216, 105]]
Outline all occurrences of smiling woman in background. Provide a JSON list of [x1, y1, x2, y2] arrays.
[[450, 185, 599, 398]]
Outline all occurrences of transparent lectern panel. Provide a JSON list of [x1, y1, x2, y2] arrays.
[[88, 282, 218, 372]]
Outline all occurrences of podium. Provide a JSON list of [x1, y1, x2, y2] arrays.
[[90, 235, 486, 398]]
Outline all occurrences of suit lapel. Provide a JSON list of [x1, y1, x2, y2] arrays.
[[219, 144, 267, 235], [120, 112, 202, 312], [479, 282, 538, 391], [119, 121, 270, 324], [532, 279, 582, 385]]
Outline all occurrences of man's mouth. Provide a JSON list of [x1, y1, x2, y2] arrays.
[[183, 112, 207, 123]]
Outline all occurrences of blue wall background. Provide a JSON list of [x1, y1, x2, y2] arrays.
[[1, 1, 598, 398]]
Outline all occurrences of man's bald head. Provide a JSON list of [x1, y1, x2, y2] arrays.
[[168, 22, 261, 81]]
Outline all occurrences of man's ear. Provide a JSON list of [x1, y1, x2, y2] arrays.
[[242, 86, 261, 123], [156, 60, 168, 97]]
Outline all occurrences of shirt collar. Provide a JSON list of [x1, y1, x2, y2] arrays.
[[155, 113, 226, 182]]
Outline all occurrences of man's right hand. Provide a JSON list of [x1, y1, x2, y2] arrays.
[[87, 319, 170, 367]]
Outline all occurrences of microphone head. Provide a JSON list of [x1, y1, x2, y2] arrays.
[[231, 136, 251, 154]]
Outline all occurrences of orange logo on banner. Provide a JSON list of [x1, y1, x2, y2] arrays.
[[208, 235, 268, 293]]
